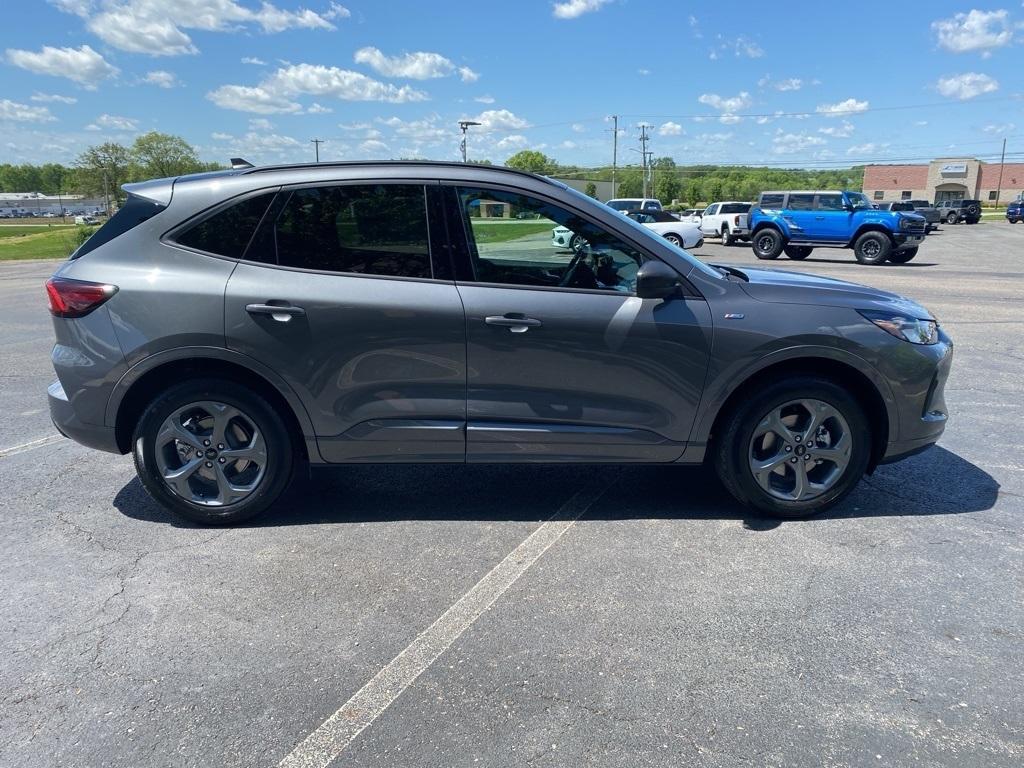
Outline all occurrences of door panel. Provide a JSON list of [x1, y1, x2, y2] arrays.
[[812, 193, 851, 241], [782, 193, 816, 241], [225, 265, 466, 462], [457, 285, 712, 462]]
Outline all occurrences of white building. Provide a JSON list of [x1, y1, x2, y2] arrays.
[[0, 192, 107, 217]]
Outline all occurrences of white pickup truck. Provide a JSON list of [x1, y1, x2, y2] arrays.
[[698, 201, 752, 245]]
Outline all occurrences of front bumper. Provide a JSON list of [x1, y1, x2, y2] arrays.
[[48, 379, 121, 454], [893, 232, 925, 249]]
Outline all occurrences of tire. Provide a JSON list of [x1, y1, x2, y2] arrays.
[[664, 233, 683, 247], [752, 228, 784, 260], [784, 245, 813, 260], [946, 212, 958, 225], [721, 225, 734, 246], [713, 376, 871, 518], [569, 234, 586, 254], [132, 378, 295, 525], [887, 247, 918, 264], [853, 231, 892, 265], [965, 202, 981, 219]]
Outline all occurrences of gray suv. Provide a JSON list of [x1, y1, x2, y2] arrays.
[[46, 161, 953, 524]]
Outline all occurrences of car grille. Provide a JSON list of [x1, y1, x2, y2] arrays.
[[906, 221, 926, 234]]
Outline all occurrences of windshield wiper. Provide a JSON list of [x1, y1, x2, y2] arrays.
[[710, 264, 749, 281]]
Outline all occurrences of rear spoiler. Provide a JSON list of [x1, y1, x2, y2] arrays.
[[121, 178, 175, 207]]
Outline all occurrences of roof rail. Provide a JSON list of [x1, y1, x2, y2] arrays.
[[240, 159, 557, 185]]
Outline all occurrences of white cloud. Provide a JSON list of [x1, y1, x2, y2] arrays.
[[306, 102, 332, 114], [248, 117, 273, 130], [711, 35, 764, 60], [816, 98, 869, 116], [6, 44, 118, 86], [378, 115, 449, 143], [474, 94, 495, 104], [658, 121, 683, 136], [847, 142, 889, 156], [143, 69, 178, 88], [353, 47, 478, 82], [763, 77, 802, 92], [30, 92, 77, 104], [0, 99, 57, 123], [719, 114, 741, 125], [359, 138, 390, 156], [818, 120, 854, 138], [932, 9, 1013, 54], [86, 113, 139, 131], [241, 56, 267, 65], [695, 132, 733, 142], [571, 123, 585, 133], [559, 140, 577, 149], [637, 68, 650, 76], [211, 131, 233, 140], [698, 91, 752, 112], [56, 0, 345, 57], [207, 63, 429, 114], [462, 108, 530, 132], [337, 121, 372, 131], [935, 72, 999, 100], [552, 0, 612, 20], [495, 134, 529, 150], [982, 122, 1015, 134], [771, 132, 826, 155]]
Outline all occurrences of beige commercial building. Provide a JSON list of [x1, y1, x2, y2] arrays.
[[863, 158, 1024, 204]]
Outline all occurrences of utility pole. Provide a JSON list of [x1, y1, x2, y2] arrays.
[[310, 138, 324, 163], [995, 137, 1007, 209], [458, 120, 481, 162], [638, 124, 651, 198], [608, 115, 619, 199], [102, 171, 110, 216]]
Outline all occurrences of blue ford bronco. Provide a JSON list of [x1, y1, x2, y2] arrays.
[[748, 190, 928, 265]]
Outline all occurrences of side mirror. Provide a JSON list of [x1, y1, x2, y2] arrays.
[[636, 260, 681, 299]]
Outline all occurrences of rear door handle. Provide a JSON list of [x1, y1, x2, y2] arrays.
[[246, 302, 306, 322], [485, 314, 542, 333]]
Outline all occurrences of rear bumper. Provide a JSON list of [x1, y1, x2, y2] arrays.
[[48, 379, 121, 454]]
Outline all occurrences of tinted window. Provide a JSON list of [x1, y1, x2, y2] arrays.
[[720, 203, 750, 214], [760, 193, 785, 208], [457, 187, 648, 294], [816, 194, 845, 211], [74, 194, 166, 260], [265, 185, 431, 278], [176, 192, 275, 258], [892, 202, 915, 211], [788, 194, 814, 210], [607, 200, 638, 211]]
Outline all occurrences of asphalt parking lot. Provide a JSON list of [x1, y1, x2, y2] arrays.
[[2, 223, 1022, 767]]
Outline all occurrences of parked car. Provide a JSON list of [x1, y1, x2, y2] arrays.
[[749, 190, 927, 265], [47, 161, 951, 524], [907, 200, 941, 230], [625, 209, 703, 248], [606, 197, 662, 212], [699, 202, 752, 245], [1005, 200, 1023, 224], [74, 215, 98, 225], [677, 208, 703, 223], [936, 199, 982, 225]]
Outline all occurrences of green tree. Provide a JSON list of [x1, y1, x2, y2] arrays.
[[654, 173, 681, 204], [585, 181, 598, 198], [504, 150, 555, 174], [75, 142, 133, 204], [616, 169, 643, 198], [131, 132, 202, 179]]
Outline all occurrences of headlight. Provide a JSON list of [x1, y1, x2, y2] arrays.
[[859, 309, 938, 344], [899, 216, 918, 230]]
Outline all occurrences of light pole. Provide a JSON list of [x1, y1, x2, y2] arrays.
[[458, 120, 481, 163]]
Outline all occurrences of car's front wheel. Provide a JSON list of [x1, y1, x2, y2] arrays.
[[784, 245, 813, 260], [132, 378, 295, 525], [752, 228, 784, 259], [853, 231, 892, 265], [714, 377, 871, 518], [946, 212, 958, 225]]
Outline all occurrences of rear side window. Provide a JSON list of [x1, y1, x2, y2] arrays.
[[759, 193, 785, 208], [175, 192, 276, 258], [72, 194, 166, 260], [788, 194, 814, 210], [263, 184, 432, 278]]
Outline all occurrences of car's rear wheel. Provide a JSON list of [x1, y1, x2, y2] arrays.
[[946, 212, 958, 225], [853, 231, 891, 265], [664, 233, 683, 247], [722, 225, 734, 246], [133, 378, 294, 525], [714, 377, 871, 518], [784, 245, 813, 260], [887, 247, 918, 264], [569, 234, 587, 254], [752, 228, 784, 260]]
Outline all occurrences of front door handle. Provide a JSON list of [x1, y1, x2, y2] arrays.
[[485, 314, 542, 333], [246, 302, 306, 322]]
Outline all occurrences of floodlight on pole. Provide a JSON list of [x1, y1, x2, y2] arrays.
[[459, 120, 481, 163]]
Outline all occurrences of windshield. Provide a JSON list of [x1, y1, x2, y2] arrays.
[[846, 192, 872, 210], [562, 186, 722, 280], [606, 200, 638, 211]]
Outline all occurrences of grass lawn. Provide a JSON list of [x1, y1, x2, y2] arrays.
[[0, 226, 87, 261], [0, 224, 75, 239], [470, 220, 553, 243]]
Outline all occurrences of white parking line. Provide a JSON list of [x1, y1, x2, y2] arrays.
[[277, 477, 616, 768], [0, 434, 64, 458]]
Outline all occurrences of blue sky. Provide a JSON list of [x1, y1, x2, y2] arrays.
[[1, 1, 1022, 169]]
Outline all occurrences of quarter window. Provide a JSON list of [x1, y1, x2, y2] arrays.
[[175, 192, 276, 258], [456, 187, 648, 294], [759, 193, 785, 208], [256, 184, 432, 278]]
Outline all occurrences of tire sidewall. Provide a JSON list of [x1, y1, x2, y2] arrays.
[[753, 228, 783, 259], [132, 379, 294, 525], [716, 378, 871, 518], [854, 232, 891, 265]]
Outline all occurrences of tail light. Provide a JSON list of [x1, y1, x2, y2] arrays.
[[45, 277, 118, 318], [734, 215, 741, 226]]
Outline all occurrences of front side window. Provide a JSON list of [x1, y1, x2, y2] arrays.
[[703, 204, 718, 216], [175, 191, 276, 258], [255, 184, 431, 278], [456, 187, 647, 294], [816, 194, 845, 211]]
